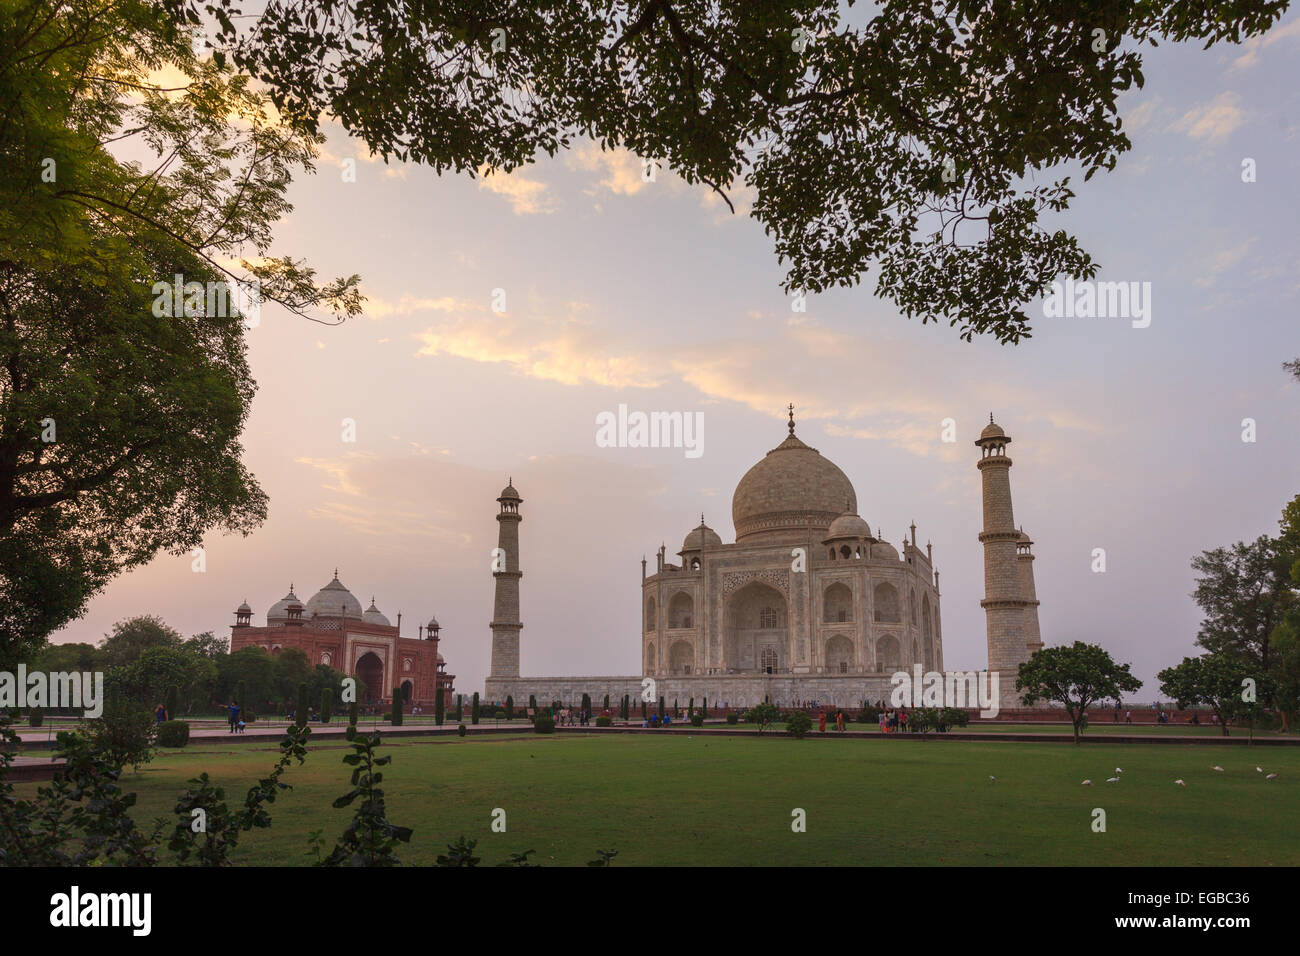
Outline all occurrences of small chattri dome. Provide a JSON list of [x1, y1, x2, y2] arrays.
[[362, 598, 391, 627], [236, 601, 252, 613], [499, 479, 521, 500], [267, 586, 304, 624], [825, 511, 872, 541], [682, 517, 723, 552], [427, 615, 440, 631], [977, 415, 1009, 443]]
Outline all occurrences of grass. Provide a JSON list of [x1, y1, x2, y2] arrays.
[[11, 732, 1298, 866]]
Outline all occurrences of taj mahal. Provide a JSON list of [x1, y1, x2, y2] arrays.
[[484, 408, 1044, 710]]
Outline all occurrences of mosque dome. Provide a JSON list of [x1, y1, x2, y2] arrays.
[[362, 599, 391, 627], [306, 572, 364, 619], [825, 512, 872, 542], [682, 519, 723, 552], [266, 586, 304, 624], [732, 414, 857, 544]]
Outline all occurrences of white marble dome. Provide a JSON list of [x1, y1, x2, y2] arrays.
[[306, 573, 364, 619]]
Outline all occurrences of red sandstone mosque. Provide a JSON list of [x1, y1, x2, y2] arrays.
[[230, 571, 454, 709]]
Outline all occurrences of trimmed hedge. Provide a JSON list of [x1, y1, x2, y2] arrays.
[[595, 715, 612, 727], [457, 724, 467, 737], [158, 720, 190, 748], [28, 707, 43, 727], [690, 713, 704, 727], [726, 712, 739, 724], [534, 715, 556, 734]]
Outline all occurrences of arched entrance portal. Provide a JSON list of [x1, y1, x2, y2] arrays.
[[356, 652, 384, 705], [724, 581, 789, 674]]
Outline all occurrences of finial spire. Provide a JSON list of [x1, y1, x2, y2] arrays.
[[787, 403, 795, 435], [989, 412, 994, 424], [333, 567, 339, 579]]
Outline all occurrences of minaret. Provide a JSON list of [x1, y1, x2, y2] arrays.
[[975, 416, 1033, 706], [1016, 528, 1043, 657], [489, 479, 523, 679]]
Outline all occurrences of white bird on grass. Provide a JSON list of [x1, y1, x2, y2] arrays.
[[1082, 779, 1093, 786], [1266, 773, 1278, 780], [1116, 767, 1123, 774], [1257, 766, 1264, 773], [1106, 776, 1120, 783], [1175, 779, 1186, 786], [989, 775, 996, 782], [1212, 765, 1224, 772]]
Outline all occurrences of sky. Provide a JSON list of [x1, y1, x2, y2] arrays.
[[52, 13, 1300, 699]]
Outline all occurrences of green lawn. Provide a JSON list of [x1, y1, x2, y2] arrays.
[[13, 732, 1298, 866]]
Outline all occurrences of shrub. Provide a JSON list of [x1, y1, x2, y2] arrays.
[[858, 705, 881, 723], [534, 715, 555, 734], [726, 712, 739, 725], [391, 687, 403, 726], [505, 694, 513, 720], [471, 692, 480, 725], [348, 700, 358, 727], [320, 687, 333, 723], [457, 724, 467, 737], [495, 710, 507, 720], [157, 720, 190, 748], [436, 687, 445, 726], [742, 702, 781, 734], [243, 712, 256, 723], [85, 695, 157, 771], [786, 711, 813, 738], [941, 707, 970, 730], [581, 692, 591, 714], [595, 715, 612, 727], [690, 713, 704, 728], [27, 707, 43, 727], [528, 694, 536, 711]]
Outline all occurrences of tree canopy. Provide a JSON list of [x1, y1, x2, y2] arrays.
[[0, 0, 362, 663], [1016, 641, 1142, 742], [181, 0, 1287, 343]]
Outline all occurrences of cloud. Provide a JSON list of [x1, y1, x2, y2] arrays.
[[1169, 92, 1245, 143], [567, 143, 652, 196], [477, 167, 556, 214], [414, 311, 662, 388], [1231, 17, 1300, 70], [1193, 238, 1256, 287], [362, 294, 477, 320]]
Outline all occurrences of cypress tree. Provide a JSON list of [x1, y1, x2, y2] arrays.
[[658, 696, 664, 718], [621, 694, 628, 720], [457, 693, 464, 721], [641, 699, 647, 719], [702, 696, 708, 719], [435, 687, 445, 726], [688, 696, 694, 719], [348, 699, 358, 727], [505, 694, 514, 720], [391, 687, 403, 726], [472, 691, 481, 725], [581, 692, 591, 714], [603, 693, 610, 712], [529, 693, 537, 711], [320, 687, 333, 723], [674, 697, 679, 717]]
